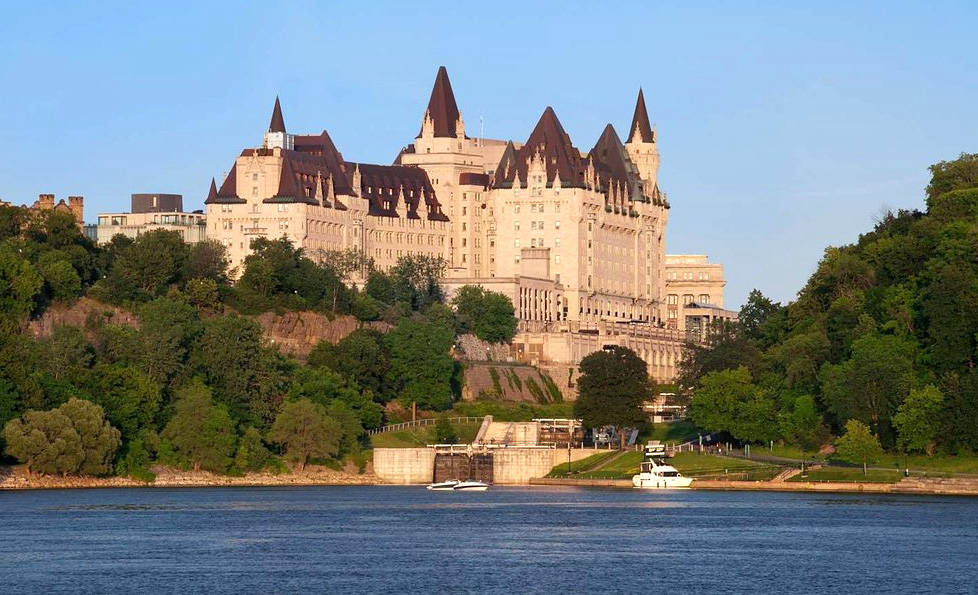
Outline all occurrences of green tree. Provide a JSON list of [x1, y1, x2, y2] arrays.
[[99, 229, 190, 301], [385, 317, 455, 410], [36, 251, 82, 302], [83, 364, 161, 442], [892, 385, 944, 454], [819, 332, 914, 445], [738, 289, 782, 343], [0, 245, 43, 319], [186, 239, 229, 284], [677, 320, 760, 399], [269, 398, 340, 472], [779, 395, 828, 453], [309, 328, 391, 400], [233, 426, 277, 473], [452, 285, 518, 343], [926, 153, 978, 203], [162, 379, 236, 473], [574, 346, 651, 450], [689, 366, 779, 443], [435, 417, 458, 444], [136, 297, 203, 385], [191, 314, 286, 427], [835, 419, 884, 475], [3, 398, 120, 476]]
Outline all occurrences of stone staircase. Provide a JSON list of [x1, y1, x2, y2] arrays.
[[478, 421, 539, 446]]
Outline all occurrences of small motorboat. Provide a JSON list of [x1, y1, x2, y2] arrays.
[[426, 480, 460, 491], [452, 480, 490, 491]]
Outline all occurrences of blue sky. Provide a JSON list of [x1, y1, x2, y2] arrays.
[[2, 2, 976, 307]]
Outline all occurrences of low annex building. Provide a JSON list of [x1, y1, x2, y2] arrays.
[[204, 67, 733, 383], [96, 193, 206, 245]]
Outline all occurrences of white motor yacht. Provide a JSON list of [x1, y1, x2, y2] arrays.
[[632, 459, 692, 489], [426, 480, 460, 491], [452, 480, 490, 491]]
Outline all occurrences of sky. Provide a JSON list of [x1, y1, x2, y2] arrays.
[[1, 1, 976, 308]]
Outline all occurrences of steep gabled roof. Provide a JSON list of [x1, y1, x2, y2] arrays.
[[590, 124, 630, 187], [293, 130, 352, 195], [268, 96, 286, 133], [349, 162, 447, 221], [416, 66, 463, 138], [628, 88, 653, 143], [492, 140, 518, 185], [494, 106, 585, 188], [590, 124, 641, 200], [211, 164, 245, 203]]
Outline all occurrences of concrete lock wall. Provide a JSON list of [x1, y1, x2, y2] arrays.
[[492, 449, 560, 485], [373, 448, 436, 484]]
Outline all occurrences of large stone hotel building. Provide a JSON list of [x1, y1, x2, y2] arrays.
[[205, 67, 735, 383]]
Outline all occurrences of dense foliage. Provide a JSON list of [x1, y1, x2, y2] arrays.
[[0, 208, 517, 476], [574, 346, 653, 449], [681, 153, 978, 455]]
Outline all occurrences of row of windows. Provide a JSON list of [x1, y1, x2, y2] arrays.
[[666, 294, 712, 305], [667, 271, 711, 280]]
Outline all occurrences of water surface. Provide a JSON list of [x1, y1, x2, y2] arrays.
[[0, 486, 975, 593]]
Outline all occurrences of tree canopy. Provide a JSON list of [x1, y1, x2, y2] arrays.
[[574, 346, 652, 449]]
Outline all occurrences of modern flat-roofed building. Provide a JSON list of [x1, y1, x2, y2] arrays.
[[96, 193, 206, 244]]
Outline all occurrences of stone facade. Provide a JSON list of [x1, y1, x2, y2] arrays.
[[664, 254, 738, 340], [204, 67, 730, 380]]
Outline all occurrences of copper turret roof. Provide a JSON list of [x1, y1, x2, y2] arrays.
[[629, 89, 653, 143], [590, 124, 642, 200], [268, 96, 286, 133], [205, 178, 218, 203], [417, 66, 463, 138]]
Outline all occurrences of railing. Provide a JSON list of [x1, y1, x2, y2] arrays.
[[367, 416, 486, 436]]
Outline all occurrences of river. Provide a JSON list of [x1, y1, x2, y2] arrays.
[[0, 486, 975, 593]]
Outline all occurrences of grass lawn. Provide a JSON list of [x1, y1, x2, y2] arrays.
[[646, 419, 701, 443], [546, 451, 619, 477], [865, 454, 978, 475], [788, 466, 904, 483], [369, 421, 482, 448], [670, 452, 784, 481], [575, 451, 647, 479]]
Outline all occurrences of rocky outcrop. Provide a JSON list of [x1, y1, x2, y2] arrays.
[[28, 297, 138, 339], [255, 311, 389, 359]]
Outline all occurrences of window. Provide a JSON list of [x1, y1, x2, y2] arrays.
[[252, 173, 258, 181], [554, 221, 560, 230], [699, 294, 710, 303], [683, 294, 694, 305], [555, 255, 561, 264], [514, 222, 520, 231], [514, 239, 520, 248], [667, 294, 678, 305], [514, 205, 520, 213]]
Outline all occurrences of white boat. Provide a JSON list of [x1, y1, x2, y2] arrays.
[[426, 480, 460, 491], [452, 480, 490, 491], [632, 459, 692, 489]]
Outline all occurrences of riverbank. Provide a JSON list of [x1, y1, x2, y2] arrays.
[[0, 465, 377, 490], [531, 476, 978, 496]]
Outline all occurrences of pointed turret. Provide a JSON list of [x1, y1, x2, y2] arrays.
[[494, 106, 584, 188], [269, 96, 286, 133], [417, 66, 463, 138], [205, 177, 218, 204], [628, 89, 654, 144]]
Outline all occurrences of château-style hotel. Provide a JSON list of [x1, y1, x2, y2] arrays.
[[205, 67, 735, 382]]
